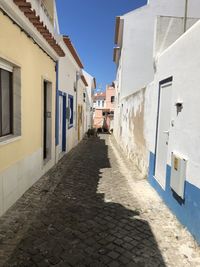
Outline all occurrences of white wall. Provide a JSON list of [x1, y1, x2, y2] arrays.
[[82, 70, 96, 130], [77, 80, 86, 140], [114, 0, 200, 176], [119, 0, 200, 98], [58, 40, 81, 156], [150, 20, 200, 189]]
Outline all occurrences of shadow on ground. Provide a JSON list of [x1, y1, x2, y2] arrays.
[[3, 135, 166, 267]]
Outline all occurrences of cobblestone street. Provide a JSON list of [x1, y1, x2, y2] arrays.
[[0, 135, 200, 267]]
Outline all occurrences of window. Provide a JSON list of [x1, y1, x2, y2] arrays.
[[102, 100, 104, 107], [83, 92, 86, 102], [0, 68, 13, 137], [111, 96, 115, 103], [98, 100, 100, 107], [68, 94, 73, 128]]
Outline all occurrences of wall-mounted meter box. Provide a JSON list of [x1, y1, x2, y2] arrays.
[[170, 152, 187, 199]]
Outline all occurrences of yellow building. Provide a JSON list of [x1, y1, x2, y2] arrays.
[[0, 0, 64, 215]]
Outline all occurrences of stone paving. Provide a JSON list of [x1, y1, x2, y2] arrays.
[[0, 135, 200, 267]]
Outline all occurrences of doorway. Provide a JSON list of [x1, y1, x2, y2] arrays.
[[43, 81, 52, 162], [155, 78, 173, 189]]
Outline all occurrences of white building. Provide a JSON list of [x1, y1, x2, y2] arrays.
[[56, 36, 95, 161], [148, 18, 200, 245], [82, 70, 96, 130], [113, 0, 200, 244], [113, 0, 200, 176]]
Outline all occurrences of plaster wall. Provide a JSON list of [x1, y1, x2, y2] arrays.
[[120, 0, 200, 98], [77, 81, 86, 140], [93, 109, 104, 129], [58, 40, 81, 155], [82, 70, 95, 130], [147, 20, 200, 243], [116, 89, 148, 176], [151, 20, 200, 189], [0, 12, 56, 214], [106, 86, 115, 110], [114, 1, 200, 176]]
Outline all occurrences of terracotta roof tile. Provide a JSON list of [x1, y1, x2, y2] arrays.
[[13, 0, 65, 57], [63, 36, 84, 68]]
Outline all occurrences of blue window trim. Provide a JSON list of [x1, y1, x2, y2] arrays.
[[68, 94, 74, 129], [58, 90, 67, 152]]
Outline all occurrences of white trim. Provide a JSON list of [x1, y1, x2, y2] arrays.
[[0, 136, 21, 146], [0, 0, 59, 61], [0, 58, 13, 72]]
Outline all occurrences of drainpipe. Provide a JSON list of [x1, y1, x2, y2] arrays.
[[55, 61, 59, 163], [75, 71, 81, 140], [75, 72, 78, 131], [184, 0, 188, 33]]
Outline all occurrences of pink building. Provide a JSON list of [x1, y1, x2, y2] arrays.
[[106, 84, 115, 110], [93, 84, 115, 130], [105, 84, 115, 130], [93, 92, 106, 129]]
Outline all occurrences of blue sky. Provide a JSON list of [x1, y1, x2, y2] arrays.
[[56, 0, 147, 91]]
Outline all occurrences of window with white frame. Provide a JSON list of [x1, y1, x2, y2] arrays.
[[0, 59, 21, 141]]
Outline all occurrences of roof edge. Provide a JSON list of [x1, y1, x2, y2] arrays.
[[63, 35, 84, 68]]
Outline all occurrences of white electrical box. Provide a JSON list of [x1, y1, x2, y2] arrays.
[[170, 152, 187, 199]]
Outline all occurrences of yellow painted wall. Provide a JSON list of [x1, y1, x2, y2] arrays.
[[42, 0, 54, 24], [0, 12, 56, 172]]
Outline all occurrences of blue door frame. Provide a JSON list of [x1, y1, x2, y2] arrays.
[[59, 91, 67, 152]]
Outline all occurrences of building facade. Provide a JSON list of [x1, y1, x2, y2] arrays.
[[93, 92, 106, 129], [57, 36, 82, 159], [0, 0, 64, 216], [56, 36, 96, 161], [113, 0, 200, 176], [82, 70, 96, 131], [148, 20, 200, 244], [105, 84, 115, 131], [113, 0, 200, 243], [93, 85, 115, 131]]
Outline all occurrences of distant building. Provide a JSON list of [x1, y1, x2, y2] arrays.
[[104, 84, 115, 131], [93, 84, 115, 130], [93, 92, 106, 129], [82, 70, 96, 131]]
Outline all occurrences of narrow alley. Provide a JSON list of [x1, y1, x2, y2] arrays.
[[0, 135, 199, 267]]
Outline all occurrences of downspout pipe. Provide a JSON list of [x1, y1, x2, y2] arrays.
[[55, 61, 59, 148], [184, 0, 188, 33]]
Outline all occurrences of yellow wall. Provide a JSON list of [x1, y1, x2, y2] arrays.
[[0, 12, 56, 172], [42, 0, 54, 24]]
